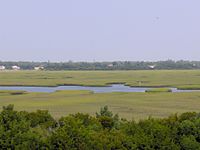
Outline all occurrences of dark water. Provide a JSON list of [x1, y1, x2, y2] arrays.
[[0, 84, 199, 93]]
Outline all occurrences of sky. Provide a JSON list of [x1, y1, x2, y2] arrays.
[[0, 0, 200, 62]]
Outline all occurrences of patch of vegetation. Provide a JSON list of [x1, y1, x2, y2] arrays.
[[145, 88, 172, 93], [0, 90, 27, 95], [177, 85, 200, 90], [0, 70, 200, 88], [1, 90, 200, 120], [1, 105, 200, 149]]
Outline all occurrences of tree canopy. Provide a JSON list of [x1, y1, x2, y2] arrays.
[[0, 105, 200, 149], [1, 60, 200, 70]]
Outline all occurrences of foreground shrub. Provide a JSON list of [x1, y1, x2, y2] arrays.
[[0, 104, 200, 149]]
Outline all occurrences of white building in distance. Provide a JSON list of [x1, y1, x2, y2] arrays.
[[34, 66, 44, 70], [107, 64, 113, 67], [148, 65, 155, 69], [12, 66, 20, 70], [0, 66, 6, 70]]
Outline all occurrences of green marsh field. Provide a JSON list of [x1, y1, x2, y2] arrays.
[[1, 70, 200, 89], [1, 70, 200, 119]]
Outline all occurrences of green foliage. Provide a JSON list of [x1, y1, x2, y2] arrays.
[[178, 112, 197, 122], [1, 104, 200, 149], [26, 110, 57, 129], [96, 106, 113, 118], [96, 106, 119, 129], [180, 136, 200, 150], [0, 105, 48, 149], [49, 115, 91, 149]]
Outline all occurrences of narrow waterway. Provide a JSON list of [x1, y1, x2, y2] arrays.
[[0, 84, 199, 93]]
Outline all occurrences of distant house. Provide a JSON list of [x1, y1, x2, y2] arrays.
[[34, 66, 44, 70], [148, 65, 155, 69], [12, 65, 20, 70], [0, 66, 6, 70], [107, 64, 113, 67]]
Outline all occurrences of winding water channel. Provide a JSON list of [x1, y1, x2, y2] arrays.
[[0, 84, 199, 93]]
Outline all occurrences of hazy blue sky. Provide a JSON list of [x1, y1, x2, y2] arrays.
[[0, 0, 200, 62]]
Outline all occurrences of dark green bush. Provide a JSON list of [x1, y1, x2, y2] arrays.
[[0, 105, 200, 149]]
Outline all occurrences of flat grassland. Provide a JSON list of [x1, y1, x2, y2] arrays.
[[1, 90, 200, 120], [0, 70, 200, 120], [1, 70, 200, 89]]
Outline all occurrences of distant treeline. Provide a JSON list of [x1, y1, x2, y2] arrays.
[[1, 60, 200, 70], [1, 105, 200, 149]]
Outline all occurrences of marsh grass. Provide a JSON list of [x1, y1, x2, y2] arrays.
[[0, 90, 200, 120], [0, 70, 200, 89], [0, 70, 200, 120]]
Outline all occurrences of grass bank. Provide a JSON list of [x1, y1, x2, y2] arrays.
[[145, 88, 172, 93]]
